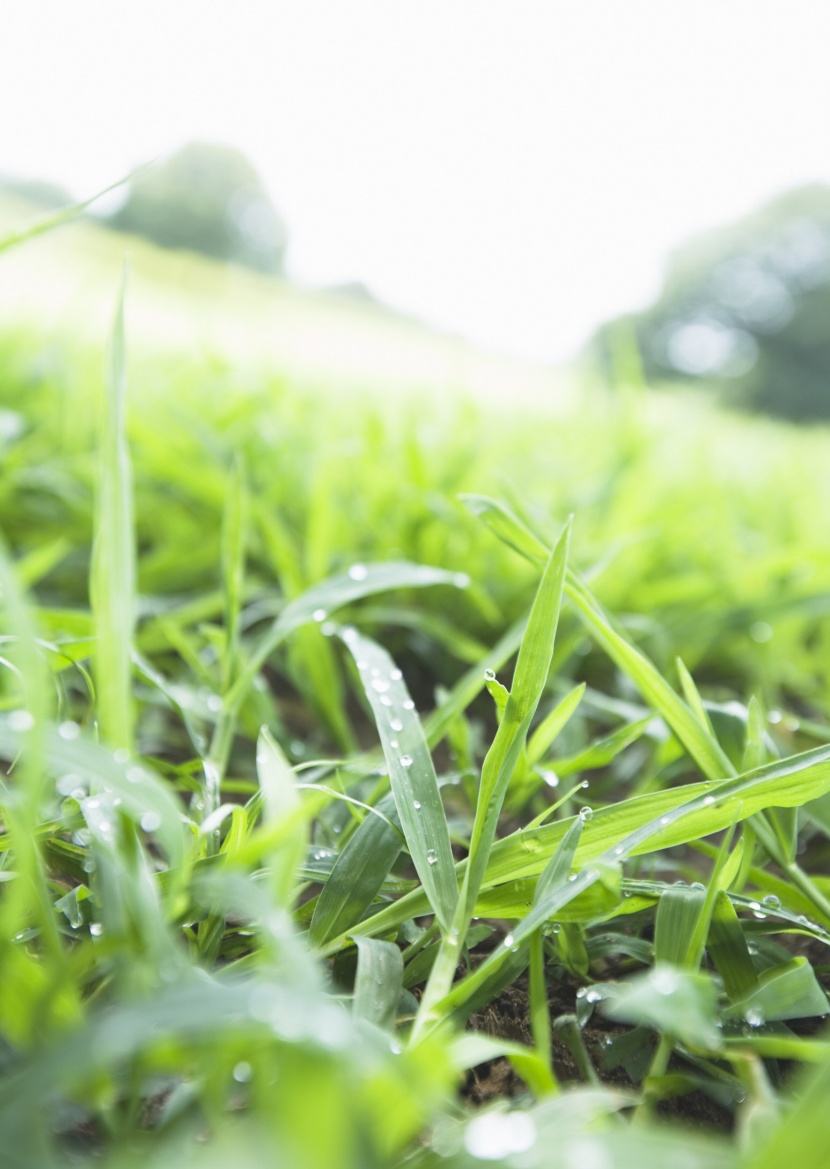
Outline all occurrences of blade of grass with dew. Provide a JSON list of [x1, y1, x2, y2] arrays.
[[413, 520, 570, 1036], [0, 538, 62, 966], [343, 742, 830, 995], [308, 792, 403, 947], [336, 626, 458, 933], [90, 266, 134, 753], [308, 620, 528, 948], [353, 936, 404, 1031], [210, 561, 468, 775], [0, 719, 187, 870], [725, 957, 829, 1023]]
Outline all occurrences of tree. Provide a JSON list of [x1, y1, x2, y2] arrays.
[[591, 185, 830, 421], [108, 142, 288, 275]]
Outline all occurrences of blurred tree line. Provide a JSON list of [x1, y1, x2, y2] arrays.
[[591, 185, 830, 421], [107, 142, 288, 275]]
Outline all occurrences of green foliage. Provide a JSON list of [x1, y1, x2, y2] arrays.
[[592, 184, 830, 420], [6, 206, 830, 1167], [108, 142, 288, 273]]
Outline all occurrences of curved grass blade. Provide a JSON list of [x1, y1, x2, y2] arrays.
[[337, 627, 458, 933], [331, 741, 830, 965], [0, 718, 186, 869], [212, 562, 468, 775], [0, 167, 149, 255], [353, 936, 404, 1031], [231, 561, 465, 706]]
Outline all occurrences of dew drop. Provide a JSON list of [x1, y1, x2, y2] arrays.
[[379, 695, 392, 707], [233, 1061, 252, 1082], [652, 968, 678, 995], [402, 700, 415, 711], [484, 668, 496, 682], [371, 677, 390, 694], [581, 780, 589, 789], [426, 850, 438, 865], [8, 710, 34, 732], [140, 811, 161, 833], [579, 806, 594, 822], [762, 894, 781, 910], [58, 720, 80, 741], [348, 564, 368, 581], [503, 933, 515, 948], [399, 755, 413, 768], [312, 608, 327, 622], [390, 739, 399, 749], [464, 1111, 536, 1160], [540, 769, 559, 788], [390, 718, 403, 732], [703, 795, 716, 806], [413, 800, 421, 810], [453, 573, 471, 589], [356, 659, 369, 670], [746, 1007, 765, 1027], [389, 668, 403, 681], [89, 922, 104, 937]]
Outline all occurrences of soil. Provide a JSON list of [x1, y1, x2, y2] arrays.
[[463, 968, 734, 1133]]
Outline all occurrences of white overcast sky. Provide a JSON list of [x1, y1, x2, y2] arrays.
[[3, 2, 830, 362]]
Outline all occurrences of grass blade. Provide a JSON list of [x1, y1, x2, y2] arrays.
[[308, 793, 403, 947], [337, 627, 458, 933], [90, 268, 135, 752], [256, 728, 307, 909], [0, 168, 148, 255], [353, 936, 404, 1031]]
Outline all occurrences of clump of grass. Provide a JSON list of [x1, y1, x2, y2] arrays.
[[3, 205, 830, 1169]]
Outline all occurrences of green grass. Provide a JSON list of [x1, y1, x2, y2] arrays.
[[4, 200, 830, 1168]]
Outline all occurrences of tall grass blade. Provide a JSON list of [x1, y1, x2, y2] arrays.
[[90, 268, 135, 752]]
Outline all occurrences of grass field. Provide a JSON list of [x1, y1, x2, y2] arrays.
[[3, 196, 830, 1169]]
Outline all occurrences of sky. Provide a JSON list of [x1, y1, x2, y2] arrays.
[[4, 2, 830, 363]]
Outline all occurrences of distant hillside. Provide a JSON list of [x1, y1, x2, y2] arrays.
[[0, 191, 567, 409]]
